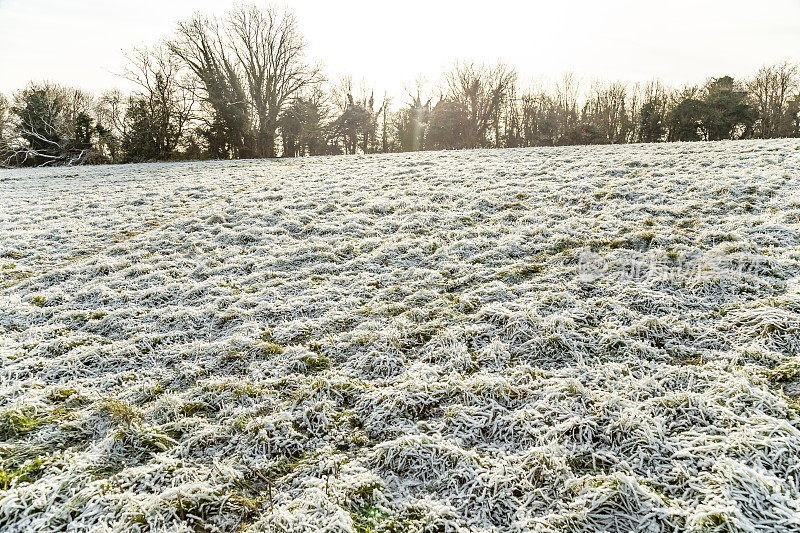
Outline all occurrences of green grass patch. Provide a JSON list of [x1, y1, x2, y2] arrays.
[[300, 351, 330, 374], [768, 359, 800, 383], [0, 409, 54, 440], [0, 456, 48, 489], [101, 398, 141, 429]]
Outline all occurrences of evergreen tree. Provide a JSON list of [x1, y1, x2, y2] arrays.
[[667, 98, 706, 142], [702, 76, 757, 140]]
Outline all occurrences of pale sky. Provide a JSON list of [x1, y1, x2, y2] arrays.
[[1, 0, 799, 103]]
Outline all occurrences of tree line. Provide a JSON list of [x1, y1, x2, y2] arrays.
[[1, 4, 800, 167]]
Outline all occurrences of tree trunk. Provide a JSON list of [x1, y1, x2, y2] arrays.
[[264, 129, 277, 158]]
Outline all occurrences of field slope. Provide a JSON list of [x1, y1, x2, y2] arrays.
[[1, 140, 800, 532]]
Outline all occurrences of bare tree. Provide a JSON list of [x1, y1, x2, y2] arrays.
[[328, 92, 378, 155], [379, 93, 391, 153], [555, 72, 580, 144], [279, 86, 328, 157], [444, 62, 517, 148], [516, 86, 559, 147], [94, 89, 127, 161], [226, 4, 320, 157], [331, 75, 355, 114], [0, 93, 10, 165], [95, 90, 127, 139], [395, 77, 432, 152], [502, 84, 523, 148], [584, 81, 629, 144], [747, 62, 800, 138], [170, 5, 319, 158], [170, 15, 252, 158], [121, 44, 195, 159]]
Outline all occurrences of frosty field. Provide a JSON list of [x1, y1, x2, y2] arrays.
[[2, 140, 800, 532]]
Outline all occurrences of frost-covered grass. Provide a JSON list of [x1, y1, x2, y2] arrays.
[[1, 140, 800, 532]]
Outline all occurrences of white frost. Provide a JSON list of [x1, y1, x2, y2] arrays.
[[1, 140, 800, 532]]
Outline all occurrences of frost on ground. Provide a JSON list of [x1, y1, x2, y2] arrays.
[[1, 140, 800, 532]]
